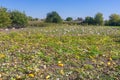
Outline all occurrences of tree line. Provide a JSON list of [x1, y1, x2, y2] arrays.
[[0, 7, 28, 28], [45, 11, 120, 26], [0, 7, 120, 29]]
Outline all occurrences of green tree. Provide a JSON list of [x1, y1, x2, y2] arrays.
[[94, 13, 104, 25], [9, 10, 28, 28], [0, 7, 11, 28], [104, 20, 109, 26], [27, 16, 33, 21], [76, 17, 83, 22], [66, 17, 73, 21], [109, 14, 120, 26], [45, 11, 62, 23], [84, 16, 94, 25], [34, 18, 39, 21]]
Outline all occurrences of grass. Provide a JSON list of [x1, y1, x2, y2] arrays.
[[0, 25, 120, 80]]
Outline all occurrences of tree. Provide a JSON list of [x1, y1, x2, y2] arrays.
[[45, 11, 62, 23], [94, 13, 104, 25], [27, 16, 33, 21], [9, 10, 28, 28], [0, 7, 11, 28], [66, 17, 73, 21], [76, 17, 83, 22], [109, 14, 120, 26], [84, 16, 94, 25], [34, 18, 39, 21], [104, 20, 109, 26]]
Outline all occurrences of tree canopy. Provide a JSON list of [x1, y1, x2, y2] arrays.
[[0, 7, 120, 28], [84, 16, 94, 25], [109, 14, 120, 26], [9, 10, 28, 28], [66, 17, 73, 21], [45, 11, 62, 23], [94, 13, 104, 25], [0, 7, 11, 28]]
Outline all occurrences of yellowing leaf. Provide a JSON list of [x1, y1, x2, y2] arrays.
[[0, 54, 5, 59], [58, 61, 61, 64], [92, 59, 96, 63], [57, 41, 63, 45], [28, 73, 34, 78], [60, 70, 64, 75], [46, 75, 50, 79], [89, 55, 94, 59], [109, 57, 112, 61], [100, 61, 104, 65], [16, 75, 21, 79], [58, 63, 64, 67], [107, 62, 111, 66]]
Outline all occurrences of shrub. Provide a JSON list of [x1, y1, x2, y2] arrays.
[[66, 17, 73, 21], [109, 14, 120, 26], [94, 13, 104, 25], [45, 11, 62, 23], [0, 7, 11, 28], [83, 16, 94, 25], [9, 10, 28, 28]]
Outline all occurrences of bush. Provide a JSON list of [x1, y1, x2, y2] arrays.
[[109, 14, 120, 26], [83, 16, 94, 25], [9, 10, 28, 28], [0, 7, 11, 28], [45, 11, 62, 23], [66, 17, 73, 21]]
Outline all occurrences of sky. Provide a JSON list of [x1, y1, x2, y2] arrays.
[[0, 0, 120, 20]]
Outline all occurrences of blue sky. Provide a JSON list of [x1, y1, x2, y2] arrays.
[[0, 0, 120, 20]]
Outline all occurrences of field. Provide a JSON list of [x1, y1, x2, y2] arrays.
[[0, 25, 120, 80]]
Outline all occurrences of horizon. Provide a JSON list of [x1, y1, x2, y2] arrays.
[[0, 0, 120, 20]]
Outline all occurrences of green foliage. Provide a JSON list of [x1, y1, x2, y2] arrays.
[[88, 46, 101, 57], [104, 20, 109, 26], [83, 16, 94, 25], [0, 26, 120, 79], [66, 17, 73, 21], [76, 17, 83, 22], [84, 64, 94, 70], [27, 16, 33, 21], [94, 13, 104, 25], [45, 11, 62, 23], [109, 14, 120, 26], [0, 7, 11, 28], [28, 16, 39, 21], [9, 10, 28, 28], [28, 21, 63, 27]]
